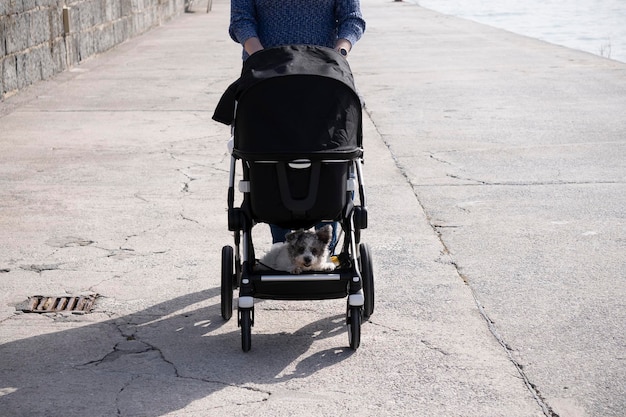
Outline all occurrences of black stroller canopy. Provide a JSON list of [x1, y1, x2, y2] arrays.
[[214, 45, 363, 161], [240, 44, 359, 93]]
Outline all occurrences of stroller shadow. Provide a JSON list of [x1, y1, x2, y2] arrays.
[[0, 288, 354, 415]]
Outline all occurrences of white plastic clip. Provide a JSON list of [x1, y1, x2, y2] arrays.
[[347, 177, 356, 192], [239, 181, 250, 193], [239, 296, 254, 308], [348, 291, 364, 307]]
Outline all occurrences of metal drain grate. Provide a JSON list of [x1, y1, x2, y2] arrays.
[[21, 295, 98, 314]]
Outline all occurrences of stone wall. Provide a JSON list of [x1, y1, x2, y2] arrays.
[[0, 0, 184, 100]]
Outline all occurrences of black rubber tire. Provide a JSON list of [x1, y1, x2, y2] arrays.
[[240, 308, 252, 352], [347, 306, 361, 350], [359, 243, 375, 319], [221, 246, 234, 321]]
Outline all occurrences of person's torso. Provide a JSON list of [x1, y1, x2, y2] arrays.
[[255, 0, 338, 49]]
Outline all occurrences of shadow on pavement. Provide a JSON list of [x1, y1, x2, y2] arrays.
[[0, 288, 354, 416]]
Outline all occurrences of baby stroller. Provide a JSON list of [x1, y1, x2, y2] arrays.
[[213, 45, 374, 352]]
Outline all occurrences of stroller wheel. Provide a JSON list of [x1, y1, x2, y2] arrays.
[[221, 246, 234, 321], [239, 308, 253, 352], [359, 243, 375, 319], [347, 306, 361, 350]]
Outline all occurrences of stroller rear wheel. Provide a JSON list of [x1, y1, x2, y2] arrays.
[[221, 246, 234, 320], [347, 306, 362, 350], [359, 243, 375, 319]]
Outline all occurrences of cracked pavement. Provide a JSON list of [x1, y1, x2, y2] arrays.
[[1, 0, 625, 416]]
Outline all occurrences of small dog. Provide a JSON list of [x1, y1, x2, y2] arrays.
[[259, 226, 336, 274]]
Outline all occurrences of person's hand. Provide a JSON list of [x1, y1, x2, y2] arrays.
[[244, 37, 264, 55], [335, 38, 352, 57]]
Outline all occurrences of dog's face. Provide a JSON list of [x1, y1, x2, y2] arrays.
[[285, 226, 332, 271]]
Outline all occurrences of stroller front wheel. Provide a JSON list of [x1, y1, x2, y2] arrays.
[[347, 306, 362, 350], [239, 308, 253, 352]]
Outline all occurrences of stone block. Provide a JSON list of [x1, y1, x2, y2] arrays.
[[0, 59, 4, 98], [22, 0, 37, 11], [0, 18, 6, 57], [2, 55, 17, 92], [48, 6, 64, 39], [113, 18, 131, 44], [29, 9, 51, 47], [121, 0, 133, 16], [20, 48, 42, 88], [90, 0, 105, 26], [39, 45, 56, 80], [37, 0, 64, 7], [104, 0, 120, 21], [76, 2, 92, 32], [4, 15, 30, 55], [3, 0, 24, 14], [50, 38, 68, 73], [15, 54, 28, 90], [96, 25, 113, 52], [65, 33, 80, 65]]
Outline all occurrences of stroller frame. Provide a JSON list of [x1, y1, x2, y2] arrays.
[[215, 45, 375, 352]]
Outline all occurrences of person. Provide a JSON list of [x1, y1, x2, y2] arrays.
[[228, 0, 366, 251], [229, 0, 366, 61]]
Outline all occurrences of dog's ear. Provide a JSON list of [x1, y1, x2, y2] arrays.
[[285, 230, 298, 243], [316, 225, 332, 244]]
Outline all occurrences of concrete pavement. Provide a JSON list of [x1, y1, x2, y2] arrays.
[[1, 1, 624, 416]]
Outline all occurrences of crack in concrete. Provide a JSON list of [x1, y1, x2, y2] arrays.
[[133, 192, 149, 202], [469, 288, 558, 417], [366, 319, 401, 333], [364, 109, 559, 417], [180, 213, 201, 224], [74, 326, 158, 369], [19, 263, 61, 273], [429, 152, 454, 165], [421, 339, 450, 356], [99, 229, 169, 260], [104, 247, 168, 261], [171, 155, 202, 194], [116, 375, 141, 417], [424, 152, 624, 187], [106, 248, 136, 259], [446, 173, 489, 184], [45, 236, 95, 248], [420, 177, 625, 187]]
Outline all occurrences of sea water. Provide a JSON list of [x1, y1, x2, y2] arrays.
[[415, 0, 626, 63]]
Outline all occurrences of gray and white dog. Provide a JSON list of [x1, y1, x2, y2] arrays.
[[259, 226, 336, 274]]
